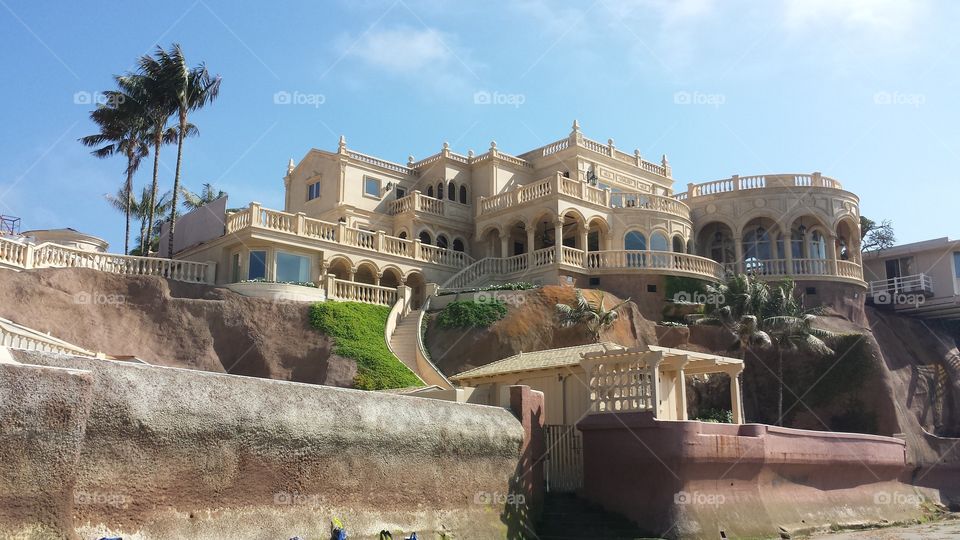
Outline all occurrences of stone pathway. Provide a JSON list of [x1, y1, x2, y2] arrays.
[[809, 519, 960, 539]]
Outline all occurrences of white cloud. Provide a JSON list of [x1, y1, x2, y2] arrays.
[[783, 0, 928, 35], [350, 26, 456, 73]]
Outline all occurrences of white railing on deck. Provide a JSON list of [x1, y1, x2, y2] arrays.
[[0, 317, 98, 357], [868, 273, 934, 297], [0, 237, 29, 267]]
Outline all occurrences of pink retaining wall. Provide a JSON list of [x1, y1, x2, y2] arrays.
[[579, 412, 922, 539]]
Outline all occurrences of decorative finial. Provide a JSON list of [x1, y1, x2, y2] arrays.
[[634, 149, 641, 158], [608, 138, 615, 149], [407, 155, 415, 166], [442, 141, 450, 150], [661, 153, 669, 167], [468, 149, 475, 158], [490, 140, 497, 149], [338, 135, 347, 149], [287, 158, 295, 175], [572, 119, 580, 132]]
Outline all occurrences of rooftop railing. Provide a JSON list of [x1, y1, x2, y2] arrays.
[[867, 273, 934, 297], [675, 173, 844, 200]]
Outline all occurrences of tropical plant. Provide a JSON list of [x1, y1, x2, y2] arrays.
[[79, 88, 149, 254], [108, 187, 173, 256], [693, 274, 836, 425], [181, 182, 227, 210], [556, 289, 631, 342], [136, 44, 221, 258]]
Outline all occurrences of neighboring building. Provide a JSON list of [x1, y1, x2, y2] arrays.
[[862, 237, 960, 320], [173, 122, 866, 311], [21, 228, 109, 253]]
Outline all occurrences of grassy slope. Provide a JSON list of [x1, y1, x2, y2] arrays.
[[309, 302, 422, 390]]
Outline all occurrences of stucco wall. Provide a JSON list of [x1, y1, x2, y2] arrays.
[[578, 412, 924, 539], [3, 350, 527, 540]]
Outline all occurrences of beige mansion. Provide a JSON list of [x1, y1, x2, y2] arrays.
[[174, 121, 865, 312]]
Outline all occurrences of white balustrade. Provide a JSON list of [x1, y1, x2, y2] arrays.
[[330, 279, 398, 306], [680, 173, 844, 201]]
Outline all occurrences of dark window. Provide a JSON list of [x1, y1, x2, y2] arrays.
[[588, 277, 600, 286], [437, 182, 444, 199], [307, 181, 321, 201], [396, 187, 406, 199], [459, 185, 468, 204], [398, 231, 407, 239], [453, 238, 465, 252], [806, 287, 817, 295], [647, 284, 657, 293], [437, 235, 449, 249], [427, 186, 434, 197], [448, 181, 456, 201], [248, 251, 267, 280], [418, 231, 431, 245]]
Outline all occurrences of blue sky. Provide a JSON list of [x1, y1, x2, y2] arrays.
[[1, 0, 957, 250]]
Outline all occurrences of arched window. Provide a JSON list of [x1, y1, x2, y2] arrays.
[[672, 236, 685, 253], [809, 230, 826, 259], [625, 231, 646, 250], [437, 182, 444, 200], [436, 235, 449, 249], [742, 226, 771, 260], [452, 238, 465, 252], [418, 231, 431, 245], [459, 185, 468, 204], [448, 181, 456, 201], [398, 231, 407, 239], [427, 186, 434, 197], [651, 232, 669, 252]]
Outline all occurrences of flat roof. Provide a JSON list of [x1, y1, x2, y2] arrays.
[[863, 237, 959, 259]]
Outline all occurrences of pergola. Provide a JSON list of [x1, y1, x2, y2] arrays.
[[580, 345, 745, 424]]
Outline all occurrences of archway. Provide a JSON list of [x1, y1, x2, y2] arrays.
[[741, 217, 780, 273], [354, 262, 379, 285], [418, 230, 432, 245], [624, 230, 647, 267], [406, 271, 426, 309], [381, 267, 403, 288], [836, 218, 859, 263], [587, 217, 610, 252], [697, 222, 735, 269], [436, 234, 449, 250], [326, 257, 352, 280], [672, 235, 685, 253], [452, 238, 465, 252], [481, 227, 501, 257]]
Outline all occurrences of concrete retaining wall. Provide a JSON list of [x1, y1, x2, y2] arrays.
[[579, 412, 923, 539], [3, 350, 528, 539]]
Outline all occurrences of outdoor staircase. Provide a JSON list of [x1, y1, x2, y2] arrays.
[[388, 309, 422, 377], [535, 493, 653, 540]]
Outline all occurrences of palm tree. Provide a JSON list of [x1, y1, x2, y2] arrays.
[[142, 44, 221, 258], [79, 89, 149, 255], [694, 275, 836, 425], [181, 183, 227, 210], [125, 187, 174, 256], [556, 289, 631, 342]]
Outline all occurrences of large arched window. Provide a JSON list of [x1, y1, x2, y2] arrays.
[[809, 230, 826, 259], [452, 238, 465, 252], [426, 186, 434, 197], [651, 232, 669, 252], [742, 226, 772, 260], [448, 181, 456, 201], [672, 236, 685, 253], [437, 182, 444, 200], [459, 185, 468, 204], [436, 234, 449, 249], [625, 231, 647, 250], [418, 231, 432, 245]]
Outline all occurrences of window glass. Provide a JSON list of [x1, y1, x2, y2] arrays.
[[248, 251, 267, 280], [307, 181, 321, 200], [625, 231, 646, 250], [231, 253, 241, 282], [364, 177, 380, 197], [651, 232, 669, 252], [955, 252, 960, 278], [276, 252, 310, 283]]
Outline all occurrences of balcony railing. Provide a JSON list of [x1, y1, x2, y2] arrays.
[[476, 173, 691, 219], [225, 203, 473, 270], [329, 278, 399, 306], [441, 249, 725, 289], [736, 257, 864, 282], [675, 173, 844, 200], [867, 274, 934, 297], [387, 191, 472, 221]]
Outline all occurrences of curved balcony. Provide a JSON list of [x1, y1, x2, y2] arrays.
[[674, 172, 847, 200]]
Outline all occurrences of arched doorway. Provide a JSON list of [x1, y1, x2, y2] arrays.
[[406, 271, 426, 309], [587, 217, 609, 252], [418, 230, 432, 245], [326, 257, 352, 280], [354, 262, 379, 285], [381, 268, 402, 288], [697, 222, 735, 271]]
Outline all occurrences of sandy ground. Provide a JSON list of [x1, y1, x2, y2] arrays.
[[809, 519, 960, 539]]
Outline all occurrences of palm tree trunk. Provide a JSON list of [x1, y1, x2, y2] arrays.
[[167, 110, 186, 259], [123, 161, 134, 255], [145, 134, 162, 257], [777, 351, 784, 426]]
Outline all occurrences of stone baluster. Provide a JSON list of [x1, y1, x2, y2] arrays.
[[249, 202, 262, 227], [732, 174, 740, 191], [526, 226, 536, 267], [376, 231, 385, 252], [294, 212, 305, 235]]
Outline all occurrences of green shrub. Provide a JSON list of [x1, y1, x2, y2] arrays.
[[694, 408, 734, 423], [436, 300, 507, 329], [309, 302, 422, 390], [664, 275, 708, 302]]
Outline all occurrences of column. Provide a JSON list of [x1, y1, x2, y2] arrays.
[[579, 226, 589, 253], [526, 226, 536, 267], [784, 230, 794, 275], [554, 219, 564, 262], [500, 232, 510, 258], [374, 272, 381, 286], [826, 234, 838, 275], [675, 368, 688, 421], [734, 236, 744, 274], [729, 367, 744, 424]]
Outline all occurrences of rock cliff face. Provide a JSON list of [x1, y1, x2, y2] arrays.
[[425, 286, 658, 376], [0, 268, 356, 386]]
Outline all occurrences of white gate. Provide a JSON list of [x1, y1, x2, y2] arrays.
[[544, 424, 583, 492]]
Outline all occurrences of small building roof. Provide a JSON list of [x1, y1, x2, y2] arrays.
[[451, 342, 743, 382]]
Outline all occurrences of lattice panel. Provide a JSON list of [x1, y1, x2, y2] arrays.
[[587, 360, 655, 413]]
